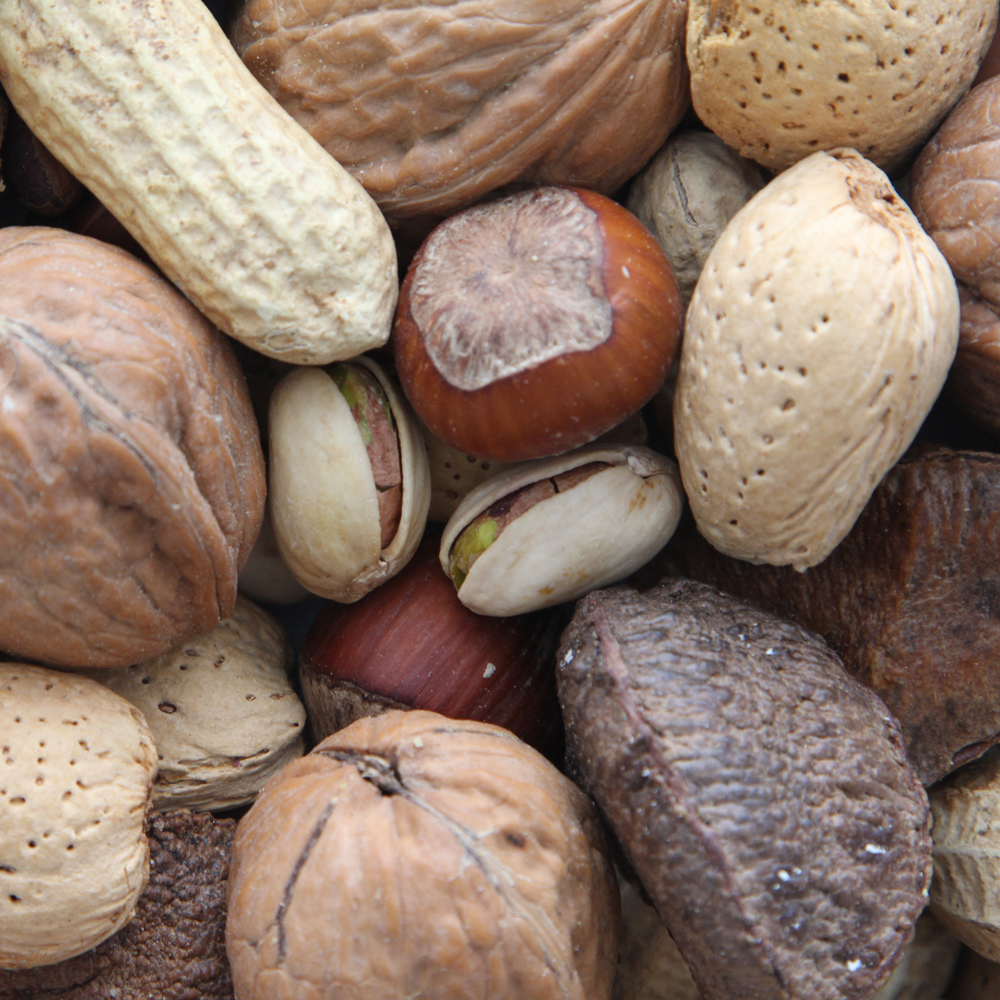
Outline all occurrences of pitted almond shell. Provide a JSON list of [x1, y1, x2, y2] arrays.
[[440, 443, 683, 616], [269, 356, 430, 603]]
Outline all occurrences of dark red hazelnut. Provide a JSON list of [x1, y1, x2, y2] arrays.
[[392, 185, 683, 462], [299, 531, 564, 761]]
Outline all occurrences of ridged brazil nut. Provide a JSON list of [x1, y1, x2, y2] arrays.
[[269, 356, 431, 602], [440, 443, 684, 616]]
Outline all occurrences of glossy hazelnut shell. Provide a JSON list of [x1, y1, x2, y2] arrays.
[[300, 531, 564, 760], [393, 186, 682, 462]]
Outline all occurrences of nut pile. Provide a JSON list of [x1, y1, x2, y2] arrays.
[[2, 0, 1000, 998]]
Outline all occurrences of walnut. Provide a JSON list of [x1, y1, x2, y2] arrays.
[[0, 227, 266, 668], [225, 709, 620, 1000]]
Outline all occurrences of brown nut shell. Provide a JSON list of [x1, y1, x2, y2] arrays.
[[686, 0, 996, 174], [557, 579, 932, 1000], [225, 709, 619, 1000], [231, 0, 688, 223], [0, 227, 265, 668], [0, 663, 158, 970], [394, 186, 682, 462]]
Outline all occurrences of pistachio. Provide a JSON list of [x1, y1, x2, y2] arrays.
[[440, 444, 684, 616], [269, 356, 431, 602]]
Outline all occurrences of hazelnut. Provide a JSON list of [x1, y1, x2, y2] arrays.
[[393, 186, 682, 462], [299, 530, 564, 758], [268, 355, 431, 602], [81, 595, 305, 814], [440, 443, 685, 616], [1, 106, 83, 216], [226, 709, 620, 1000], [0, 663, 157, 970]]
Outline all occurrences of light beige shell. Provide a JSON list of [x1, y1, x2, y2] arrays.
[[238, 502, 311, 606], [674, 149, 959, 570], [686, 0, 997, 174], [0, 0, 397, 364], [929, 747, 1000, 963], [441, 443, 684, 616], [269, 356, 431, 602], [613, 874, 700, 1000], [81, 597, 304, 813], [626, 130, 768, 307], [0, 663, 157, 970]]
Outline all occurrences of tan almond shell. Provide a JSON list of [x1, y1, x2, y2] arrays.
[[79, 596, 305, 814], [929, 747, 1000, 963], [686, 0, 996, 174], [674, 149, 959, 571], [269, 356, 431, 602], [440, 444, 684, 616], [0, 664, 157, 970], [0, 0, 397, 365]]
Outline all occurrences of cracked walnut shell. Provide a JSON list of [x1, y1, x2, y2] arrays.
[[226, 710, 620, 1000], [0, 227, 266, 668]]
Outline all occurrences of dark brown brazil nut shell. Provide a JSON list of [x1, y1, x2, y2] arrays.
[[556, 579, 931, 1000], [658, 447, 1000, 786], [0, 809, 236, 1000], [0, 227, 265, 668], [225, 709, 619, 1000], [230, 0, 689, 223], [948, 286, 1000, 438]]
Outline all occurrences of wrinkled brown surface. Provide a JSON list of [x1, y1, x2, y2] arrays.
[[912, 76, 1000, 309], [948, 287, 1000, 439], [657, 448, 1000, 786], [0, 227, 265, 668], [230, 0, 689, 222], [226, 709, 619, 1000], [0, 809, 236, 999], [557, 579, 931, 1000]]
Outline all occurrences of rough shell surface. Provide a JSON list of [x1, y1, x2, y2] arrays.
[[686, 0, 996, 173], [912, 76, 1000, 310], [674, 149, 958, 570], [626, 130, 768, 307], [0, 809, 236, 999], [442, 443, 685, 615], [81, 596, 304, 813], [867, 911, 962, 1000], [929, 746, 1000, 962], [231, 0, 689, 222], [0, 664, 157, 970], [947, 287, 1000, 438], [556, 579, 932, 1000], [0, 227, 265, 668], [657, 446, 1000, 787], [0, 0, 398, 365], [268, 355, 430, 602], [225, 709, 620, 1000]]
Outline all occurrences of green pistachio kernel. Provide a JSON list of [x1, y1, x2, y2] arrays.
[[449, 516, 499, 590], [330, 363, 394, 447]]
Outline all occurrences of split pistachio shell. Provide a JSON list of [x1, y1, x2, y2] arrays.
[[269, 356, 431, 602], [440, 444, 684, 616]]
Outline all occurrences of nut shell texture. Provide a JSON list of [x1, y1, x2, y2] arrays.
[[225, 709, 619, 1000], [442, 444, 685, 615], [82, 596, 304, 813], [686, 0, 996, 173], [0, 664, 157, 970], [231, 0, 689, 222], [557, 580, 932, 1000], [0, 227, 265, 668], [0, 0, 398, 365], [675, 149, 959, 570]]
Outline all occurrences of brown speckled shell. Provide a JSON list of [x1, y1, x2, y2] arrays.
[[0, 227, 265, 668]]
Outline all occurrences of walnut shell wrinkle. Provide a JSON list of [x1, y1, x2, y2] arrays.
[[225, 710, 619, 1000], [0, 227, 266, 668]]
